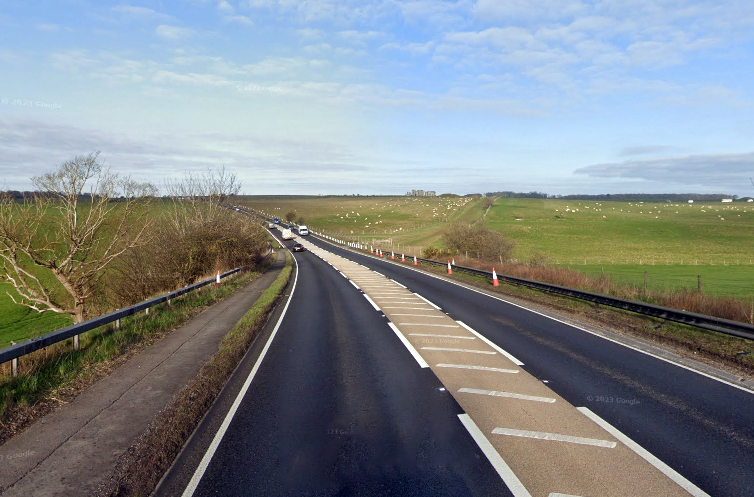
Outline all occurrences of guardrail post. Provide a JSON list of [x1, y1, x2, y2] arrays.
[[145, 307, 149, 315], [73, 334, 80, 351], [115, 309, 120, 330], [10, 341, 18, 377]]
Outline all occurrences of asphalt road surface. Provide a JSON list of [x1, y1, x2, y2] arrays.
[[162, 229, 753, 497]]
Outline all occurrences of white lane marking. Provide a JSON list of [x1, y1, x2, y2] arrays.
[[368, 292, 409, 295], [349, 280, 360, 290], [549, 493, 587, 497], [387, 322, 429, 368], [363, 294, 381, 311], [414, 293, 441, 309], [457, 414, 532, 497], [338, 271, 348, 279], [372, 271, 386, 277], [373, 297, 423, 301], [457, 321, 524, 366], [389, 314, 445, 318], [390, 279, 407, 288], [319, 237, 754, 396], [578, 407, 711, 496], [181, 252, 300, 497], [421, 347, 496, 355], [492, 427, 616, 448], [409, 333, 476, 340], [382, 306, 434, 310], [398, 323, 460, 328], [437, 363, 519, 374], [460, 388, 556, 403]]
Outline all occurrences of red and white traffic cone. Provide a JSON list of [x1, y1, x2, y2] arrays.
[[391, 251, 395, 259], [401, 253, 405, 262], [414, 255, 418, 265], [380, 250, 384, 258], [215, 270, 221, 287], [492, 267, 499, 286], [447, 261, 452, 274], [452, 257, 455, 265]]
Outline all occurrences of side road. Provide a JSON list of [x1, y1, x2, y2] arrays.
[[0, 250, 287, 497]]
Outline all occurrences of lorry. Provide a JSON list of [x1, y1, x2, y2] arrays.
[[282, 228, 294, 240]]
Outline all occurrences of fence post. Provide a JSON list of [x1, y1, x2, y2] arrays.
[[10, 341, 18, 377]]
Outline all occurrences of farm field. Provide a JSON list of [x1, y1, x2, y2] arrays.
[[245, 195, 754, 299], [0, 282, 72, 348]]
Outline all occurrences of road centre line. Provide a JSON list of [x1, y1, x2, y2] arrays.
[[398, 323, 460, 328], [181, 247, 300, 497], [577, 407, 710, 496], [382, 306, 434, 310], [491, 427, 615, 448], [389, 314, 445, 318], [460, 388, 557, 403], [413, 293, 441, 309], [343, 244, 754, 395], [387, 322, 429, 368], [409, 333, 475, 340], [437, 363, 519, 374], [457, 414, 532, 497], [457, 321, 524, 366], [363, 294, 381, 311], [421, 347, 496, 355]]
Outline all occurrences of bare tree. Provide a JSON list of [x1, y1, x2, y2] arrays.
[[0, 152, 156, 326], [164, 166, 241, 234]]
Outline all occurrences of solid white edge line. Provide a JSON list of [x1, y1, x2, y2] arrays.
[[457, 321, 524, 366], [363, 294, 381, 311], [316, 236, 754, 395], [181, 252, 299, 497], [413, 292, 441, 309], [387, 322, 429, 368], [349, 280, 360, 290], [457, 414, 532, 497], [390, 279, 407, 288], [577, 407, 710, 497]]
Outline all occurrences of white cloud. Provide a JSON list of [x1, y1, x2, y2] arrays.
[[112, 5, 172, 22], [156, 24, 195, 40]]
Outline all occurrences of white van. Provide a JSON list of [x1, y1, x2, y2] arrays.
[[298, 225, 309, 236], [282, 228, 294, 240]]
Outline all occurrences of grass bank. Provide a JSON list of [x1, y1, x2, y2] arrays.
[[101, 250, 293, 497], [0, 257, 275, 444]]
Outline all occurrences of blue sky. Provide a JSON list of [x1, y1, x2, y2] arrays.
[[1, 0, 753, 195]]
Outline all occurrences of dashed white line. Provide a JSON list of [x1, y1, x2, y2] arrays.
[[413, 293, 441, 310], [491, 427, 615, 448], [437, 364, 519, 374], [389, 314, 445, 318], [421, 347, 496, 355], [363, 294, 381, 311], [460, 388, 557, 403], [387, 322, 429, 368], [398, 323, 460, 328], [457, 321, 524, 366], [409, 333, 476, 340], [457, 414, 532, 497], [578, 407, 710, 496]]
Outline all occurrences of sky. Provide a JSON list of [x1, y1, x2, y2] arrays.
[[1, 0, 754, 196]]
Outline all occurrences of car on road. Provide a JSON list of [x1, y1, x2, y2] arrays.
[[292, 243, 305, 252]]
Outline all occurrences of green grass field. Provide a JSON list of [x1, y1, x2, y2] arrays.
[[0, 282, 72, 348], [243, 195, 754, 299]]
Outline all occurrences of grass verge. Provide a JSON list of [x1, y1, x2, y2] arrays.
[[0, 257, 275, 446], [99, 250, 293, 497]]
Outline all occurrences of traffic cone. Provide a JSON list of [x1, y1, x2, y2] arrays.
[[447, 261, 452, 274], [370, 246, 373, 253], [215, 270, 221, 287], [492, 267, 499, 286], [380, 250, 384, 257], [452, 257, 455, 265], [413, 256, 418, 265], [401, 253, 405, 262], [391, 251, 395, 259]]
